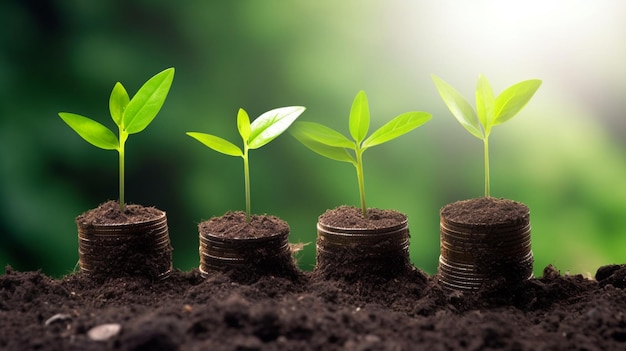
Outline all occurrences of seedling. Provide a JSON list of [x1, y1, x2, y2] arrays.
[[290, 90, 431, 217], [58, 67, 175, 211], [187, 106, 306, 222], [431, 75, 541, 197]]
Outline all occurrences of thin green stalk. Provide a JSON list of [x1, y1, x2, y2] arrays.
[[483, 137, 490, 197], [355, 145, 367, 217], [118, 130, 128, 211], [243, 144, 251, 222]]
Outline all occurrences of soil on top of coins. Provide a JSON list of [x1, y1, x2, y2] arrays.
[[77, 200, 164, 226], [2, 263, 626, 351]]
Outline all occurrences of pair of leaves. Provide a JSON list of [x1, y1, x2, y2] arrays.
[[58, 67, 176, 150], [290, 90, 432, 165], [431, 74, 541, 140], [186, 106, 306, 157]]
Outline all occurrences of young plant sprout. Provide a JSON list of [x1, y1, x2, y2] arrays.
[[187, 106, 306, 222], [290, 90, 431, 217], [431, 75, 541, 197], [59, 67, 175, 211]]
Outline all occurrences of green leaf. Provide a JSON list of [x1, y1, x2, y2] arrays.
[[493, 79, 542, 125], [362, 111, 431, 149], [123, 67, 175, 134], [109, 82, 129, 127], [475, 74, 495, 133], [432, 75, 484, 140], [187, 132, 243, 157], [349, 90, 370, 143], [291, 129, 355, 164], [290, 121, 354, 149], [237, 108, 251, 143], [248, 106, 306, 149], [59, 112, 119, 150]]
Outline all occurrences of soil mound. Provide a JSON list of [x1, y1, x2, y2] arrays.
[[1, 264, 626, 350]]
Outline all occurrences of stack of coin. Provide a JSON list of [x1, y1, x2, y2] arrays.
[[438, 203, 533, 291], [316, 217, 410, 277], [199, 230, 290, 277], [78, 211, 172, 279]]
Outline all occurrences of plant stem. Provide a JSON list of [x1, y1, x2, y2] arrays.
[[118, 131, 128, 211], [483, 137, 490, 197], [355, 145, 367, 217], [243, 144, 251, 222]]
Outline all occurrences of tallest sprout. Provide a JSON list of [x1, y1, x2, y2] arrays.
[[432, 75, 541, 197], [59, 67, 175, 210]]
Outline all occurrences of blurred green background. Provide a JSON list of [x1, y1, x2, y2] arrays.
[[2, 1, 625, 278]]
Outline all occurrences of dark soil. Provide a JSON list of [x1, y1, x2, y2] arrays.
[[440, 197, 529, 225], [2, 264, 626, 350], [317, 206, 407, 229], [77, 201, 164, 225], [2, 203, 626, 350], [199, 212, 290, 240]]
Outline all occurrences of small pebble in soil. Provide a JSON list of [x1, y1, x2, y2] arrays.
[[44, 313, 72, 326], [88, 323, 121, 341]]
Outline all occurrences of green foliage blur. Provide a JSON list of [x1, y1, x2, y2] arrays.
[[2, 1, 626, 278]]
